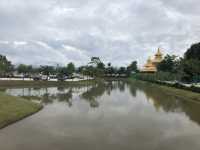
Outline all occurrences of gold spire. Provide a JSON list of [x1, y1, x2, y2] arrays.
[[147, 56, 152, 63], [141, 48, 164, 73], [155, 48, 162, 56], [153, 48, 163, 63]]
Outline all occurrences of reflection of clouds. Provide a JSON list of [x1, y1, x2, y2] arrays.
[[6, 86, 92, 97], [2, 81, 200, 150]]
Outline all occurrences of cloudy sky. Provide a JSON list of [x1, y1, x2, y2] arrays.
[[0, 0, 200, 67]]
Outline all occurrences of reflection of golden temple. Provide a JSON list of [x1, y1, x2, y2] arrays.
[[141, 48, 163, 73]]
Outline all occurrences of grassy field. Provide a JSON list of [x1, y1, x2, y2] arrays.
[[0, 92, 42, 129]]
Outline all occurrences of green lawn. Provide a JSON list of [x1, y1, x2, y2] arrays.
[[0, 92, 42, 129]]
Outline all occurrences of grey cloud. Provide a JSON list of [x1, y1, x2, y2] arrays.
[[0, 0, 199, 67]]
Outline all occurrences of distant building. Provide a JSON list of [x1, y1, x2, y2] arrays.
[[141, 48, 163, 73]]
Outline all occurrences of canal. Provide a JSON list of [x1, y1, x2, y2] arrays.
[[0, 80, 200, 150]]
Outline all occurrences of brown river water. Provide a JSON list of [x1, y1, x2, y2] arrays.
[[0, 80, 200, 150]]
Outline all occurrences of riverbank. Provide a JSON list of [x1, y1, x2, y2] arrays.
[[0, 92, 42, 129], [0, 79, 96, 88], [129, 78, 200, 103], [0, 79, 98, 129], [133, 73, 200, 93]]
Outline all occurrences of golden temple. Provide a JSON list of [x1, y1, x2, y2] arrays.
[[141, 48, 163, 73]]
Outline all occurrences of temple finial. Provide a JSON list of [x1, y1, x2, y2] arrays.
[[158, 47, 161, 53]]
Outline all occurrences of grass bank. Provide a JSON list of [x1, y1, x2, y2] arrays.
[[0, 92, 42, 129], [129, 78, 200, 103], [133, 73, 200, 93], [0, 79, 96, 88]]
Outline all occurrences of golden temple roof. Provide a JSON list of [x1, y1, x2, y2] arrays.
[[141, 48, 163, 73], [153, 48, 163, 64], [155, 48, 162, 56]]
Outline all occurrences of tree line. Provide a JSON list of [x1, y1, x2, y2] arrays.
[[1, 42, 199, 82], [0, 55, 138, 78]]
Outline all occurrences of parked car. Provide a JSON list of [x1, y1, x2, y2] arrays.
[[67, 76, 75, 79], [33, 76, 41, 81], [41, 75, 49, 81], [57, 76, 68, 81]]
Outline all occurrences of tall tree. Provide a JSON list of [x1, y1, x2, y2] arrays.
[[126, 61, 138, 76], [57, 66, 68, 78], [182, 43, 200, 82], [89, 57, 101, 67], [87, 57, 105, 77], [157, 55, 179, 73], [118, 67, 126, 75], [184, 42, 200, 60], [39, 66, 55, 76], [0, 54, 13, 76], [66, 62, 75, 76], [17, 64, 33, 76]]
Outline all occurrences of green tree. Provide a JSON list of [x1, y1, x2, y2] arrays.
[[39, 66, 55, 76], [89, 57, 101, 66], [17, 64, 33, 77], [96, 62, 105, 76], [57, 67, 68, 77], [105, 63, 112, 75], [118, 67, 126, 75], [182, 43, 200, 82], [97, 62, 105, 70], [87, 57, 105, 77], [66, 62, 75, 76], [182, 58, 200, 82], [184, 43, 200, 60], [157, 55, 179, 73], [126, 61, 138, 76], [0, 54, 13, 77]]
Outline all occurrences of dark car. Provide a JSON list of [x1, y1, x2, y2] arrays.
[[33, 76, 41, 81], [57, 76, 68, 81]]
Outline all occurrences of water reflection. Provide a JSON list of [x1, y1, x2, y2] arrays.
[[4, 80, 200, 126], [81, 83, 106, 108], [57, 89, 73, 107], [127, 80, 200, 126], [1, 80, 200, 150]]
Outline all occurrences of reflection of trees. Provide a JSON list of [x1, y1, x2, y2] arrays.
[[80, 80, 134, 108], [128, 80, 200, 126], [41, 93, 54, 104], [81, 83, 106, 108], [128, 83, 137, 97], [118, 81, 126, 92], [33, 87, 41, 91], [57, 89, 73, 107], [105, 81, 114, 95], [181, 101, 200, 126], [57, 86, 65, 92], [105, 81, 126, 95], [20, 93, 54, 105], [17, 88, 54, 104]]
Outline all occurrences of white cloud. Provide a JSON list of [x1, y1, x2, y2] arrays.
[[0, 41, 9, 44], [13, 41, 27, 47], [0, 0, 199, 67]]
